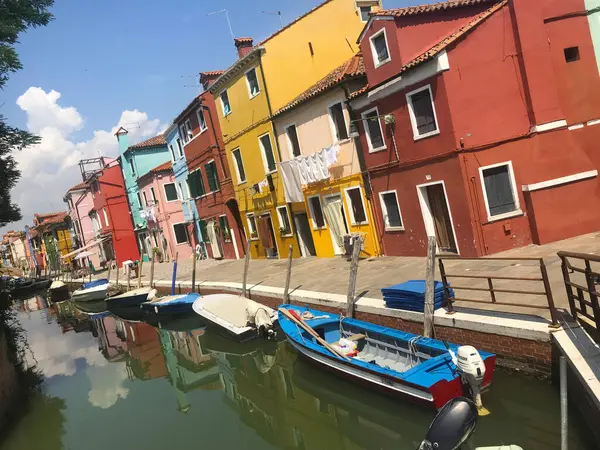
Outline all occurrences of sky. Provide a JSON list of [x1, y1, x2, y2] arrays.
[[1, 0, 416, 235]]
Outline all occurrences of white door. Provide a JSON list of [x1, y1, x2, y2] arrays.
[[321, 194, 347, 255], [207, 221, 223, 259]]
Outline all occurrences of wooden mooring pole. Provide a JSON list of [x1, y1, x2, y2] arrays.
[[115, 260, 120, 291], [242, 241, 251, 298], [150, 254, 155, 289], [346, 237, 362, 318], [283, 245, 293, 304], [127, 264, 131, 292], [191, 250, 197, 293], [137, 259, 143, 289], [424, 236, 437, 338], [107, 260, 112, 284]]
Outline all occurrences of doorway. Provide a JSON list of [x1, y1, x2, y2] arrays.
[[322, 194, 350, 255], [258, 212, 279, 259], [293, 213, 316, 257], [207, 220, 224, 259], [417, 181, 458, 253]]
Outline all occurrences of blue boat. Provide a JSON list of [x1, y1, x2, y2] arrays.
[[72, 278, 110, 302], [278, 305, 496, 410], [141, 293, 201, 316]]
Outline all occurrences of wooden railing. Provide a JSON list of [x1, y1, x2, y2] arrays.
[[438, 257, 559, 327], [557, 251, 600, 331]]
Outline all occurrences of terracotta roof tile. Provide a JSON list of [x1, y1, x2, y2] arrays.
[[149, 161, 172, 173], [129, 134, 166, 149], [200, 70, 224, 77], [274, 54, 365, 116], [352, 0, 506, 100], [68, 181, 88, 192], [373, 0, 497, 17], [234, 37, 253, 47]]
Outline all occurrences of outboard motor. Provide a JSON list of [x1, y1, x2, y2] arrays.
[[418, 397, 478, 450], [455, 346, 486, 409]]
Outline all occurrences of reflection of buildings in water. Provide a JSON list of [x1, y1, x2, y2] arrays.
[[120, 321, 167, 381], [52, 300, 93, 334], [92, 315, 127, 363]]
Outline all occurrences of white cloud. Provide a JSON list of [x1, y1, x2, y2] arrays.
[[2, 86, 167, 233]]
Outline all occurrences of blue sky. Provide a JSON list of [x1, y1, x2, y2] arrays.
[[1, 0, 415, 234]]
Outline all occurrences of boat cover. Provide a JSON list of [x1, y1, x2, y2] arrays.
[[82, 278, 109, 289], [381, 280, 453, 312]]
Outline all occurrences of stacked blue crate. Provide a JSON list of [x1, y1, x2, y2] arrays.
[[381, 280, 454, 312]]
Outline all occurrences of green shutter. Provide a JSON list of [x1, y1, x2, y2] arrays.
[[205, 162, 219, 192]]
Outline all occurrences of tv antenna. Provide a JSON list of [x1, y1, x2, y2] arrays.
[[207, 9, 235, 43], [262, 10, 284, 28]]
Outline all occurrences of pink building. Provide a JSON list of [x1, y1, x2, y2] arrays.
[[64, 181, 102, 270], [137, 161, 193, 261]]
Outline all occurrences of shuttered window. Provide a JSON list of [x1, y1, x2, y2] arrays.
[[187, 170, 205, 198], [163, 183, 178, 202], [329, 102, 348, 141], [286, 124, 301, 157], [259, 134, 276, 173], [198, 219, 209, 243], [205, 161, 219, 192], [409, 88, 437, 136], [482, 164, 517, 217], [345, 187, 367, 224], [173, 223, 189, 244], [362, 109, 385, 151], [308, 196, 325, 229], [380, 191, 403, 229], [232, 148, 246, 183], [219, 215, 230, 241]]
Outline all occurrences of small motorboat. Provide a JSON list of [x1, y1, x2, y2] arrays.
[[48, 280, 70, 302], [73, 299, 108, 315], [192, 293, 277, 342], [147, 314, 207, 332], [71, 278, 110, 302], [106, 287, 157, 308], [278, 305, 495, 410], [141, 293, 200, 316], [9, 277, 51, 297]]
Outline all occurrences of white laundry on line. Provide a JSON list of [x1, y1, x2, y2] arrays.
[[278, 160, 304, 203]]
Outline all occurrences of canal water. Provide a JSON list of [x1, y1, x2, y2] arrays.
[[0, 292, 595, 450]]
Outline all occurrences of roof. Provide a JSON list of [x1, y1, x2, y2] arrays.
[[34, 211, 70, 228], [68, 181, 88, 192], [372, 0, 496, 17], [234, 37, 253, 47], [149, 161, 172, 173], [274, 54, 365, 116], [351, 0, 507, 100], [200, 70, 224, 77], [129, 134, 166, 150]]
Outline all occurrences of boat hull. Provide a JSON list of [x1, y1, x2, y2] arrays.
[[198, 312, 258, 343], [71, 289, 108, 302], [107, 292, 151, 308]]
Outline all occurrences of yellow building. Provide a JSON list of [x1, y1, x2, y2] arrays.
[[273, 54, 381, 258], [209, 0, 381, 259]]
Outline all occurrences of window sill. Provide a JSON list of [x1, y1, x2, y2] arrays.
[[248, 92, 261, 100], [369, 146, 387, 154], [175, 242, 188, 246], [223, 111, 232, 118], [484, 209, 524, 224], [385, 226, 405, 232], [374, 58, 391, 69], [280, 233, 294, 238], [350, 220, 369, 227], [413, 129, 440, 141], [249, 237, 259, 241], [238, 180, 247, 185], [312, 226, 327, 231]]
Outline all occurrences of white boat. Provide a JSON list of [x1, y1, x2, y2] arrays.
[[48, 280, 70, 301], [71, 279, 109, 302], [192, 293, 277, 342]]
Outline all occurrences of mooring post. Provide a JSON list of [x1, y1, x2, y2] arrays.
[[560, 355, 568, 450], [283, 245, 293, 304], [107, 261, 112, 285], [346, 237, 362, 318], [191, 250, 197, 293], [242, 241, 251, 297], [150, 254, 155, 289], [137, 259, 143, 289], [115, 260, 120, 291], [127, 264, 131, 292], [89, 268, 92, 284], [424, 236, 437, 338], [171, 252, 178, 295]]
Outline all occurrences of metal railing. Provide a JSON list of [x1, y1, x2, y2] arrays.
[[557, 251, 600, 331], [438, 256, 559, 327]]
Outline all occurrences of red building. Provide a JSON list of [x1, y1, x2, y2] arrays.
[[350, 0, 600, 257], [88, 159, 140, 264], [176, 71, 246, 260]]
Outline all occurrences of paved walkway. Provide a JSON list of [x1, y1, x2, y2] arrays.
[[93, 231, 600, 322]]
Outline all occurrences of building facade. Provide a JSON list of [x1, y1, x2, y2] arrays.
[[31, 212, 73, 270], [350, 0, 600, 257]]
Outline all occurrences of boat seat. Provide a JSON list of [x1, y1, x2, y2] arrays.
[[333, 333, 366, 346]]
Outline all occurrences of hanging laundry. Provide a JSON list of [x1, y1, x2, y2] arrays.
[[315, 149, 330, 179], [324, 144, 340, 166], [258, 179, 269, 192], [278, 160, 304, 203]]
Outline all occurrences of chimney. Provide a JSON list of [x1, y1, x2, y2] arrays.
[[234, 37, 254, 59], [115, 127, 129, 154], [200, 71, 224, 91]]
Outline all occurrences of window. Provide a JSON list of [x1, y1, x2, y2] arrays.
[[163, 183, 179, 202], [184, 119, 193, 141], [361, 108, 386, 152], [406, 85, 439, 140], [142, 191, 149, 207], [232, 148, 246, 183], [196, 108, 207, 132], [198, 219, 209, 243], [276, 206, 292, 235], [187, 170, 206, 197], [359, 5, 372, 22], [564, 46, 580, 63], [379, 190, 404, 230], [103, 208, 109, 227], [480, 162, 520, 220], [259, 133, 276, 173], [344, 187, 367, 225], [245, 67, 260, 98], [150, 187, 157, 203], [136, 192, 143, 208], [172, 223, 189, 245], [176, 138, 184, 158], [307, 195, 325, 229], [220, 90, 231, 116], [370, 28, 390, 67], [219, 215, 231, 241], [169, 144, 176, 161], [205, 160, 220, 192], [328, 102, 348, 141], [246, 214, 258, 238], [128, 158, 135, 175], [285, 124, 301, 158], [178, 182, 186, 200], [179, 125, 186, 144]]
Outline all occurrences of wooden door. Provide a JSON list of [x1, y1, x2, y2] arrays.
[[425, 184, 457, 253]]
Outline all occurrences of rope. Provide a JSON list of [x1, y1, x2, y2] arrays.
[[407, 336, 422, 368]]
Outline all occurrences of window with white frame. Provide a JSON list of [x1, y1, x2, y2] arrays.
[[173, 223, 189, 245], [307, 195, 326, 229], [196, 108, 207, 132], [142, 191, 149, 207], [103, 208, 109, 227], [479, 162, 520, 220], [220, 90, 231, 116], [184, 119, 193, 142], [245, 67, 260, 98], [150, 187, 157, 203], [344, 187, 367, 225], [285, 124, 301, 158], [246, 214, 258, 238], [361, 108, 386, 152], [179, 125, 187, 144], [406, 85, 439, 140], [136, 192, 143, 208], [276, 206, 292, 235], [370, 28, 391, 67], [328, 102, 349, 141], [379, 190, 404, 230], [168, 144, 176, 161], [163, 183, 179, 202], [232, 148, 246, 183], [259, 133, 277, 174], [359, 5, 372, 22], [178, 182, 186, 200], [176, 138, 184, 158]]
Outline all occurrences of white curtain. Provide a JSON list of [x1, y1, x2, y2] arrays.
[[207, 221, 223, 259], [322, 196, 346, 251]]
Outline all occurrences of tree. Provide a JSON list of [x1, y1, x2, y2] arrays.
[[0, 0, 54, 227]]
